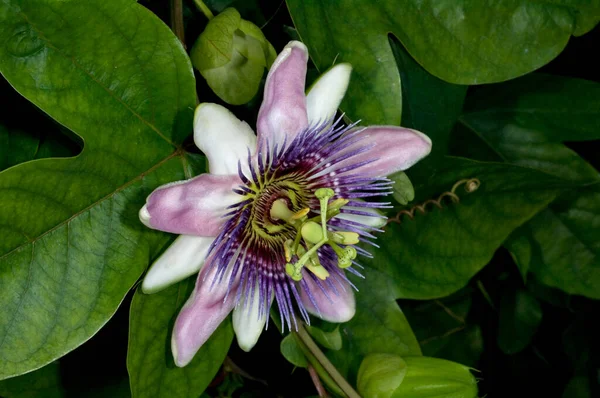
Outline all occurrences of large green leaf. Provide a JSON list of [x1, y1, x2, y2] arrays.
[[459, 74, 600, 298], [0, 78, 79, 172], [0, 124, 78, 172], [371, 158, 566, 299], [460, 74, 600, 183], [127, 279, 233, 398], [0, 362, 64, 398], [508, 187, 600, 298], [390, 37, 467, 157], [286, 0, 598, 125], [0, 124, 42, 171], [0, 0, 195, 379]]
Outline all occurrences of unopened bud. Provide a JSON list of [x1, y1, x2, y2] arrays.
[[357, 354, 478, 398]]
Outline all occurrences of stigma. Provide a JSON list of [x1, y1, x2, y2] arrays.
[[270, 188, 359, 282]]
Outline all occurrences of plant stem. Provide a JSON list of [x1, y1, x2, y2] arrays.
[[169, 0, 186, 47], [308, 364, 330, 397], [292, 333, 345, 397], [193, 0, 214, 20], [295, 323, 362, 398], [476, 280, 496, 310]]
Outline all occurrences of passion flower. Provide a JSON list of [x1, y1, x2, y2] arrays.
[[139, 41, 432, 367]]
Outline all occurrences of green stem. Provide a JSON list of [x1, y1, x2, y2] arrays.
[[193, 0, 214, 19], [307, 363, 330, 397], [295, 323, 362, 398], [293, 333, 344, 397], [476, 280, 496, 311]]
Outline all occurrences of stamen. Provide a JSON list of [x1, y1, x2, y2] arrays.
[[330, 231, 360, 245], [291, 208, 310, 220]]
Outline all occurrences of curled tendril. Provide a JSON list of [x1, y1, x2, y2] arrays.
[[388, 178, 481, 225]]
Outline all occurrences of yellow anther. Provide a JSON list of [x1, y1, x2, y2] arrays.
[[292, 207, 310, 220], [306, 262, 330, 280], [331, 231, 360, 245], [284, 239, 294, 262], [327, 198, 349, 212]]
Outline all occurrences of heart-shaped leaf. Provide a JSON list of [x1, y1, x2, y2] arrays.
[[508, 187, 600, 298], [286, 0, 597, 125], [372, 158, 566, 299], [0, 0, 195, 379], [280, 334, 308, 368], [458, 74, 600, 298], [390, 37, 467, 156], [460, 74, 600, 183]]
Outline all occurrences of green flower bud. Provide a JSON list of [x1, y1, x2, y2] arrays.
[[357, 354, 478, 398], [190, 8, 276, 105]]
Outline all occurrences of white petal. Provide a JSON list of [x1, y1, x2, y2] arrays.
[[306, 63, 352, 126], [232, 284, 271, 351], [139, 204, 151, 228], [336, 206, 387, 229], [193, 103, 257, 175], [142, 235, 214, 294]]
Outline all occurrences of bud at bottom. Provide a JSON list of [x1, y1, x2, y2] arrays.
[[357, 354, 478, 398]]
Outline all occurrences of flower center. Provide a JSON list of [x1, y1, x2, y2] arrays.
[[241, 174, 311, 248]]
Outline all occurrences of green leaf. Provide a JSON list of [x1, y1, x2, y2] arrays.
[[403, 295, 471, 356], [508, 186, 600, 298], [127, 279, 233, 398], [433, 324, 483, 369], [402, 291, 483, 367], [497, 289, 542, 354], [0, 0, 195, 379], [0, 124, 40, 171], [0, 362, 64, 398], [280, 334, 308, 368], [286, 1, 596, 125], [327, 268, 422, 382], [390, 171, 415, 206], [390, 37, 467, 156], [459, 74, 600, 298], [562, 376, 592, 398], [0, 80, 79, 172], [374, 158, 566, 299], [0, 125, 79, 172], [306, 325, 342, 351], [460, 74, 600, 183]]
